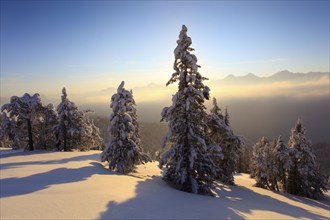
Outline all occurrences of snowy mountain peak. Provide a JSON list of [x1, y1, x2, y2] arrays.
[[245, 73, 258, 78], [275, 70, 291, 74], [270, 70, 298, 81]]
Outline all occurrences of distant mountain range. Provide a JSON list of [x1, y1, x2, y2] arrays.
[[1, 70, 329, 144], [217, 71, 329, 85]]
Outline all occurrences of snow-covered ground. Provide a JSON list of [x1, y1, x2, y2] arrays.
[[1, 148, 329, 219]]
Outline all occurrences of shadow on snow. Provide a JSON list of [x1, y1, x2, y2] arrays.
[[98, 176, 329, 220], [0, 149, 52, 159], [1, 149, 328, 219], [0, 153, 101, 170], [0, 162, 119, 198]]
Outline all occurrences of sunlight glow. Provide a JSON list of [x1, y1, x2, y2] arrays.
[[211, 76, 329, 98]]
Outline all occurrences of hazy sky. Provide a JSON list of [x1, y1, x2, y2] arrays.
[[1, 1, 329, 103]]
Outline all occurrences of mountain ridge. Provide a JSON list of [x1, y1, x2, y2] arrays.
[[219, 71, 329, 84]]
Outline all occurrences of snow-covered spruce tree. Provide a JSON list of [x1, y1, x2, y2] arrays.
[[207, 98, 241, 185], [68, 110, 91, 151], [236, 144, 251, 173], [272, 135, 290, 191], [208, 98, 225, 144], [57, 88, 78, 151], [206, 98, 225, 181], [81, 111, 103, 150], [251, 137, 271, 188], [265, 139, 279, 191], [57, 88, 101, 151], [1, 93, 43, 151], [287, 119, 327, 199], [101, 81, 150, 174], [159, 25, 221, 195], [128, 90, 152, 160], [34, 104, 59, 150], [128, 90, 141, 151]]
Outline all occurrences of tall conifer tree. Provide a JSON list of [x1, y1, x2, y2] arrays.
[[159, 25, 221, 195]]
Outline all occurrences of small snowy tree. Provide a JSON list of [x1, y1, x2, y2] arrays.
[[57, 88, 78, 151], [251, 137, 271, 188], [34, 104, 59, 150], [101, 81, 150, 174], [265, 139, 278, 191], [1, 93, 43, 151], [236, 144, 251, 173], [272, 135, 290, 191], [207, 98, 241, 185], [251, 137, 280, 190], [81, 111, 103, 150], [159, 25, 221, 195], [287, 119, 327, 199], [252, 137, 289, 191], [57, 88, 101, 151]]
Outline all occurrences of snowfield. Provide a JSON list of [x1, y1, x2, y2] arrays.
[[0, 148, 329, 220]]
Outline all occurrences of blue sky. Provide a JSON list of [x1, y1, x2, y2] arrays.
[[1, 1, 329, 103]]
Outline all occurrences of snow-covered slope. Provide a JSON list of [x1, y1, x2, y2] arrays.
[[1, 148, 329, 219]]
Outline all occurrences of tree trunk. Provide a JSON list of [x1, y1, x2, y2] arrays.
[[274, 177, 279, 191], [182, 67, 192, 192], [265, 179, 271, 190], [43, 129, 47, 150], [27, 119, 34, 151], [281, 165, 287, 192], [288, 161, 298, 195], [63, 123, 67, 151], [55, 131, 61, 150]]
